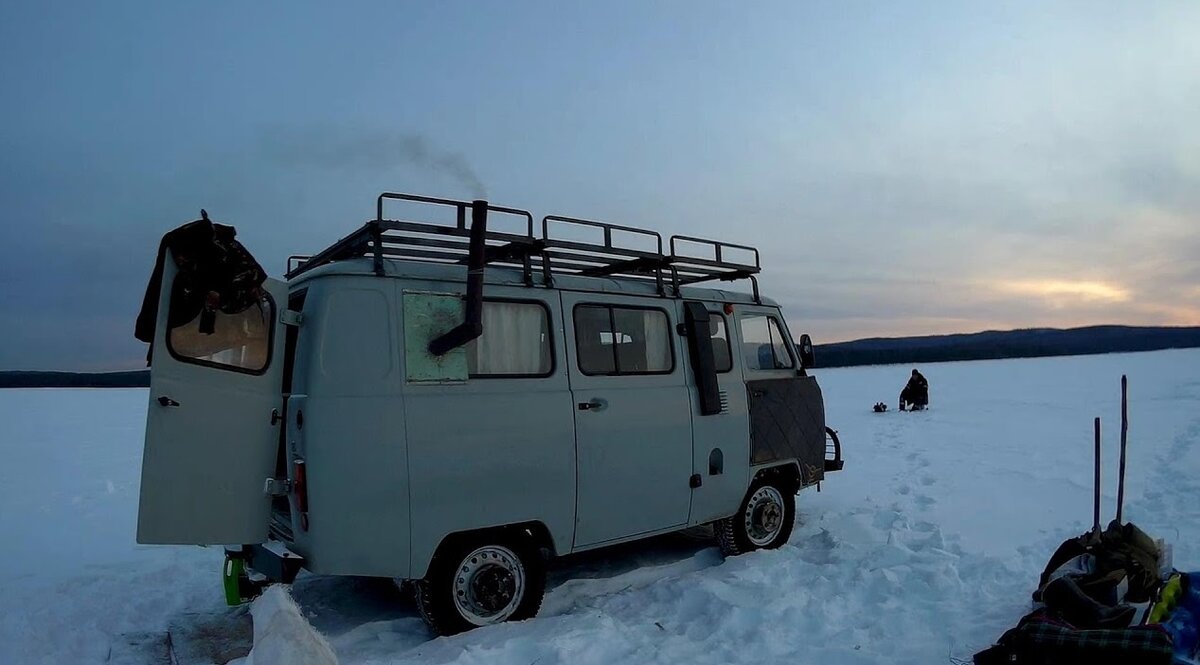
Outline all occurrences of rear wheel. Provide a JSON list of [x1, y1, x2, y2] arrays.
[[716, 476, 796, 556], [416, 536, 546, 635]]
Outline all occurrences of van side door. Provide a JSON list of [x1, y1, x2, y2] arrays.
[[737, 307, 827, 483], [137, 251, 288, 545], [561, 293, 693, 548], [681, 303, 750, 525]]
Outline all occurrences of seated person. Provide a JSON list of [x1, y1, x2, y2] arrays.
[[899, 369, 929, 411]]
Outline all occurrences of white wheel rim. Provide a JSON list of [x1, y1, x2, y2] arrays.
[[452, 545, 526, 626], [744, 486, 786, 546]]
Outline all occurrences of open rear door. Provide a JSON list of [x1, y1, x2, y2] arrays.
[[137, 252, 287, 545]]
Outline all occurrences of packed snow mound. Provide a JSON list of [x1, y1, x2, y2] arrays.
[[235, 585, 338, 665]]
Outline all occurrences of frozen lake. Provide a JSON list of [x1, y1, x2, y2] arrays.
[[1, 348, 1198, 664]]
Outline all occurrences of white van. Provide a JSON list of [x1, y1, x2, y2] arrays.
[[135, 193, 843, 634]]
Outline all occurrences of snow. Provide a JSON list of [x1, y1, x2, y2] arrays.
[[1, 348, 1199, 664], [232, 586, 338, 665]]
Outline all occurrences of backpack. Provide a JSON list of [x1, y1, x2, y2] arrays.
[[134, 213, 266, 361]]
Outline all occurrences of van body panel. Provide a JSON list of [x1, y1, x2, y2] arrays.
[[286, 278, 410, 576], [561, 292, 694, 548], [683, 304, 751, 525], [295, 394, 409, 575], [746, 377, 826, 483], [403, 282, 576, 578], [137, 254, 287, 545], [280, 393, 307, 550]]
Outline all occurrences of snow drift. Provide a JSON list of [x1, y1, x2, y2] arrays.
[[235, 585, 338, 665]]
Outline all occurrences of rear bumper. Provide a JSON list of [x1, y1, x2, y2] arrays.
[[226, 540, 305, 584]]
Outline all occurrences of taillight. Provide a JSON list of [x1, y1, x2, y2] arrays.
[[292, 459, 309, 531]]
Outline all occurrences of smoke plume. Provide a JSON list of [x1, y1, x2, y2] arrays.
[[261, 126, 487, 198]]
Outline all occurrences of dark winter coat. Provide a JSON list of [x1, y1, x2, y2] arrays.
[[901, 372, 929, 406]]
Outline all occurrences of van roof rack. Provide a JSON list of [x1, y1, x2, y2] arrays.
[[287, 192, 762, 301]]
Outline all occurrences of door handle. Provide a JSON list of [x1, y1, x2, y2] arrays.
[[157, 395, 180, 408], [578, 398, 608, 412]]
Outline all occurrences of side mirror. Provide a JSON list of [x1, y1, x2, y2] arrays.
[[798, 334, 815, 368]]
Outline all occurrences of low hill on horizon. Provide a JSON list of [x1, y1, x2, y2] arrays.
[[813, 324, 1200, 368], [2, 325, 1198, 387], [0, 370, 151, 389]]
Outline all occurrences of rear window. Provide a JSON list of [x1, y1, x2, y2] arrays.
[[168, 293, 274, 373], [739, 313, 794, 370], [574, 305, 673, 375]]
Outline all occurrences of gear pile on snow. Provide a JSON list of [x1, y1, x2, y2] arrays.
[[974, 376, 1200, 665], [975, 526, 1199, 664]]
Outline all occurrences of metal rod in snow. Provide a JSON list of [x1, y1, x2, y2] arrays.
[[1093, 417, 1102, 536], [1116, 375, 1129, 525]]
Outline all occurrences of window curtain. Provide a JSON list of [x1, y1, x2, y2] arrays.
[[472, 303, 546, 374], [641, 310, 671, 370]]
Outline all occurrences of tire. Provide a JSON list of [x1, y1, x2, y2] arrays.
[[716, 475, 796, 556], [416, 534, 546, 636]]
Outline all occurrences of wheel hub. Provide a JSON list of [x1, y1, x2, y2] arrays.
[[452, 545, 526, 626], [744, 485, 786, 546], [757, 502, 781, 531], [470, 565, 515, 613]]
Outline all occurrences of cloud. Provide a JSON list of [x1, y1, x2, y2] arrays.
[[993, 280, 1132, 306], [4, 5, 1200, 368]]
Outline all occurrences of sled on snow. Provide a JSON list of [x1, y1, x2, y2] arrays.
[[975, 376, 1200, 665]]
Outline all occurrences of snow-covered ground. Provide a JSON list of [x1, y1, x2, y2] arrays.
[[2, 348, 1198, 664]]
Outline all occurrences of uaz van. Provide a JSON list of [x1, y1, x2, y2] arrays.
[[134, 192, 844, 634]]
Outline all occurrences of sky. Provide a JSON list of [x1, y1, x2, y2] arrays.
[[1, 1, 1198, 371]]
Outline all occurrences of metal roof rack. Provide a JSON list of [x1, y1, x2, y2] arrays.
[[286, 192, 762, 301], [287, 193, 540, 284], [668, 235, 762, 302]]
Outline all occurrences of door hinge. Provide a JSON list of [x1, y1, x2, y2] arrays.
[[689, 473, 702, 489], [263, 477, 292, 496], [281, 310, 303, 327]]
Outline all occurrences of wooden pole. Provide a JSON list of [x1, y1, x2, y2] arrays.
[[1093, 417, 1102, 536], [1116, 375, 1129, 525]]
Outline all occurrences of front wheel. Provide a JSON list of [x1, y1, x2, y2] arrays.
[[716, 476, 796, 556], [416, 536, 546, 635]]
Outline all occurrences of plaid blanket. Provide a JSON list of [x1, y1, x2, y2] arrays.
[[975, 610, 1174, 664]]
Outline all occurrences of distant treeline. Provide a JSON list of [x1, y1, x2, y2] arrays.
[[813, 325, 1200, 368], [0, 370, 150, 388], [3, 325, 1199, 387]]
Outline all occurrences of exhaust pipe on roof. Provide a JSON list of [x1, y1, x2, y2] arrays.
[[428, 199, 488, 356]]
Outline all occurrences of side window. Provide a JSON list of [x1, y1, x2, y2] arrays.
[[740, 314, 795, 370], [168, 292, 274, 373], [710, 313, 733, 373], [575, 305, 673, 375], [466, 301, 553, 377]]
